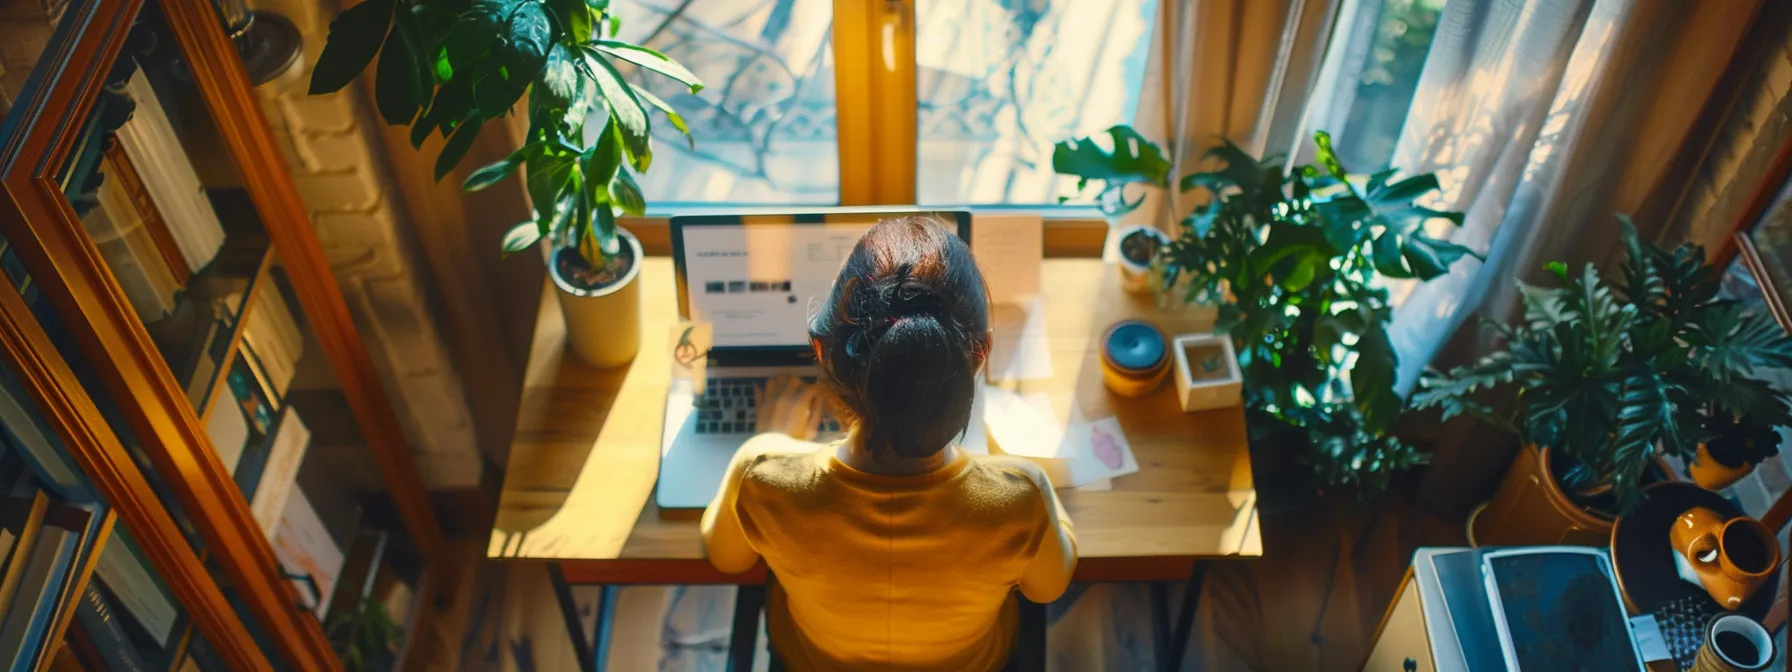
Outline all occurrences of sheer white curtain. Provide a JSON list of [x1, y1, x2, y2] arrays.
[[1295, 0, 1756, 394]]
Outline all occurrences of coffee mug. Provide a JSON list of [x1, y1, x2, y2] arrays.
[[1695, 613, 1775, 671], [1670, 507, 1782, 609]]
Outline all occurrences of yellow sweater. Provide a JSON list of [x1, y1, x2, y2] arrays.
[[702, 435, 1077, 672]]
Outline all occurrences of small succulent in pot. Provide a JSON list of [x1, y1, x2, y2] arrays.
[[1115, 225, 1170, 293]]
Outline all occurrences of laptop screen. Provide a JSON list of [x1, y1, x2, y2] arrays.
[[673, 211, 971, 351], [680, 219, 873, 349]]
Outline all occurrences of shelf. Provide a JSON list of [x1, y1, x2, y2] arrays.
[[0, 492, 112, 672]]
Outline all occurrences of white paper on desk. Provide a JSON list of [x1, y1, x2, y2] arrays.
[[971, 214, 1043, 304], [983, 386, 1064, 460], [1066, 417, 1139, 487], [987, 298, 1053, 381]]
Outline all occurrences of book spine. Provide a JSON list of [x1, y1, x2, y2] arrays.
[[73, 583, 150, 672], [101, 139, 190, 286], [250, 408, 309, 537], [113, 70, 225, 273]]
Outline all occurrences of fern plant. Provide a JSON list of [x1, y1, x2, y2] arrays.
[[1053, 128, 1477, 497], [1412, 219, 1792, 513]]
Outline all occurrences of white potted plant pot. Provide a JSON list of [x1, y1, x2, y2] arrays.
[[1170, 333, 1241, 412], [545, 228, 643, 369], [1115, 225, 1170, 294]]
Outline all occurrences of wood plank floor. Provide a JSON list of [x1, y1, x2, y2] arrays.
[[420, 484, 1464, 671]]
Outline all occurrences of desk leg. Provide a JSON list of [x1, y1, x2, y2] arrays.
[[548, 563, 593, 672], [548, 563, 614, 672], [729, 584, 766, 672], [1159, 561, 1208, 672]]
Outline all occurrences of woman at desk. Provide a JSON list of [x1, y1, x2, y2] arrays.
[[702, 216, 1078, 671]]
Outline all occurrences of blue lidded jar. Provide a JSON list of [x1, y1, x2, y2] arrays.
[[1100, 320, 1170, 398]]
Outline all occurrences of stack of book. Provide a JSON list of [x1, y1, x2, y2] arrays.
[[111, 68, 225, 276], [0, 465, 109, 670]]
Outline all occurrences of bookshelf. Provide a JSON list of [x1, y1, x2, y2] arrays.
[[0, 0, 445, 667]]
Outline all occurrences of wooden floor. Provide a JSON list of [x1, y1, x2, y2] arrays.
[[414, 483, 1464, 671]]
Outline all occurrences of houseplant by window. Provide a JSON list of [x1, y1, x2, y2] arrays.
[[1054, 128, 1477, 498], [1413, 220, 1792, 545], [307, 0, 701, 367]]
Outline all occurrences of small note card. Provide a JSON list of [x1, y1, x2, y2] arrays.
[[971, 214, 1044, 304]]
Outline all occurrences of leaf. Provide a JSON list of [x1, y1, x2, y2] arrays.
[[1311, 130, 1347, 181], [414, 72, 473, 147], [538, 44, 581, 106], [442, 2, 500, 68], [1694, 304, 1792, 377], [1051, 125, 1171, 193], [1369, 174, 1439, 205], [580, 115, 621, 191], [1365, 168, 1397, 198], [585, 49, 652, 172], [434, 117, 484, 181], [501, 221, 542, 257], [635, 86, 692, 146], [374, 22, 421, 125], [309, 0, 395, 95], [1401, 232, 1475, 280], [525, 151, 577, 231], [463, 153, 521, 192], [1352, 321, 1400, 434], [596, 41, 704, 92], [610, 168, 645, 216], [1371, 230, 1413, 279]]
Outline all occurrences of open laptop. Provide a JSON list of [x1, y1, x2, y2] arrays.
[[656, 209, 973, 510]]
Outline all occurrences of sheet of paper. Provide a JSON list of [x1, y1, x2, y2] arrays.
[[1066, 417, 1139, 487], [1628, 615, 1672, 662], [983, 386, 1065, 460], [987, 298, 1053, 381], [971, 214, 1043, 304]]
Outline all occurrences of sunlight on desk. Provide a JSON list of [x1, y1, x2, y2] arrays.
[[490, 258, 1260, 577]]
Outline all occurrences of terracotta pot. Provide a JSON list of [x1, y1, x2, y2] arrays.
[[1469, 445, 1613, 547], [1690, 443, 1756, 491], [547, 228, 643, 369], [1671, 507, 1782, 611], [1696, 613, 1775, 671]]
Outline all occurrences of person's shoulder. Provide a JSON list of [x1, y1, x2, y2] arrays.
[[963, 454, 1056, 503], [733, 435, 828, 489]]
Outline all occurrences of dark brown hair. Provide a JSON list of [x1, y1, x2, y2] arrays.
[[809, 216, 989, 461]]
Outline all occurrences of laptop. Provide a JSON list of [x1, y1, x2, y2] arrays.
[[656, 209, 973, 510]]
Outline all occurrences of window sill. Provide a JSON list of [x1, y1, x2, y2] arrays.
[[620, 208, 1109, 259]]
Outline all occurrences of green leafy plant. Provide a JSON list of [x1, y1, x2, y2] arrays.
[[307, 0, 701, 270], [1412, 219, 1792, 512], [325, 596, 403, 672], [1053, 127, 1478, 497]]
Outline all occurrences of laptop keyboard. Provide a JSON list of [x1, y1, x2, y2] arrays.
[[694, 377, 844, 435]]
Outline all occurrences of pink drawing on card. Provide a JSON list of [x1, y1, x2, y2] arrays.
[[1092, 424, 1124, 469]]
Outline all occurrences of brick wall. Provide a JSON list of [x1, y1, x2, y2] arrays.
[[252, 0, 482, 489]]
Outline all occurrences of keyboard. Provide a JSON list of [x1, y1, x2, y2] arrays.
[[693, 377, 843, 435]]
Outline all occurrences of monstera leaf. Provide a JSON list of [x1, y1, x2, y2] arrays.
[[1051, 125, 1173, 215]]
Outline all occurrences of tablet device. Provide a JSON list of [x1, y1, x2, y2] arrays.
[[1481, 547, 1644, 670]]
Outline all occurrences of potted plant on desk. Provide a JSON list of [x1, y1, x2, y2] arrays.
[[1053, 128, 1478, 501], [1412, 219, 1792, 545], [307, 0, 702, 368]]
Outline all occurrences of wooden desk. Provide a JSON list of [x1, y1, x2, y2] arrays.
[[489, 257, 1260, 670]]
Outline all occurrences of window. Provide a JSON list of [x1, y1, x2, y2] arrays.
[[607, 0, 1159, 209], [609, 0, 840, 205], [914, 0, 1157, 205]]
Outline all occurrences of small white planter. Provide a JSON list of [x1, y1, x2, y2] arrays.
[[1171, 333, 1242, 412]]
